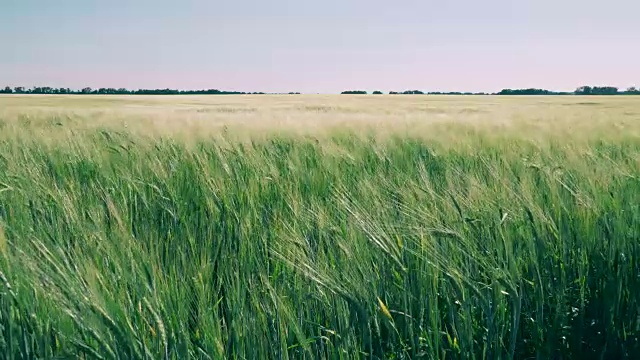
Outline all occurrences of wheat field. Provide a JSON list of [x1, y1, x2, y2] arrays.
[[0, 94, 639, 359]]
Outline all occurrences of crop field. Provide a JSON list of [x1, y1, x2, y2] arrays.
[[0, 94, 639, 359]]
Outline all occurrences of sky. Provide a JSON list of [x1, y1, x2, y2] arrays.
[[1, 0, 639, 93]]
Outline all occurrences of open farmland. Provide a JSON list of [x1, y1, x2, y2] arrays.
[[0, 95, 639, 359]]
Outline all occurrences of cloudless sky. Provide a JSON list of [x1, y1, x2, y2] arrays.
[[1, 0, 639, 93]]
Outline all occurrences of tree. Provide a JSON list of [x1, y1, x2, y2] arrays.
[[593, 86, 618, 95], [1, 86, 12, 94], [372, 91, 383, 94], [13, 87, 25, 93], [341, 90, 367, 95], [575, 86, 592, 95], [81, 87, 92, 94], [575, 86, 620, 95], [498, 88, 554, 95]]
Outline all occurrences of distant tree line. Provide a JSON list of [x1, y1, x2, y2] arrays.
[[339, 86, 640, 95], [340, 90, 368, 94], [347, 90, 489, 95], [498, 86, 640, 95], [572, 86, 636, 95], [497, 88, 566, 95], [389, 90, 425, 95], [2, 85, 639, 96], [426, 91, 490, 95], [0, 86, 269, 95]]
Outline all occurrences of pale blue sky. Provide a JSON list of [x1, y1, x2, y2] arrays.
[[1, 0, 638, 93]]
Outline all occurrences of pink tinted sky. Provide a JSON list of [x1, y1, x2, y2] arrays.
[[1, 0, 639, 93]]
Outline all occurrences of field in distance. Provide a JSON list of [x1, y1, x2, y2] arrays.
[[0, 95, 639, 359], [1, 94, 639, 140]]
